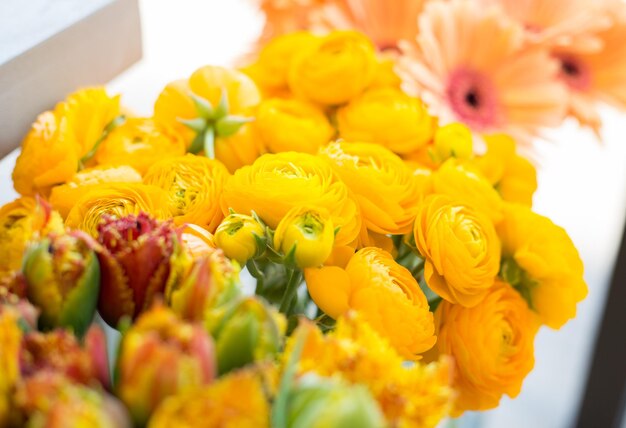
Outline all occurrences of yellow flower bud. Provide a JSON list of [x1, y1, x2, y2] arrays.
[[243, 31, 319, 93], [288, 31, 377, 105], [256, 98, 334, 154], [472, 134, 537, 206], [337, 88, 436, 154], [433, 123, 473, 162], [214, 213, 266, 265], [274, 206, 334, 268]]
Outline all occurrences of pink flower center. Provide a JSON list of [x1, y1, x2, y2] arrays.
[[555, 54, 591, 91], [446, 68, 500, 130]]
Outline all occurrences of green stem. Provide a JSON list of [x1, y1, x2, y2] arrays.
[[79, 115, 126, 167], [279, 268, 301, 315], [247, 259, 265, 294]]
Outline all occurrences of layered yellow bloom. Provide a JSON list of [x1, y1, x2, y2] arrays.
[[153, 66, 260, 148], [497, 203, 587, 329], [215, 124, 266, 174], [61, 87, 122, 158], [95, 118, 186, 174], [214, 213, 266, 265], [65, 183, 169, 237], [149, 367, 270, 428], [473, 134, 537, 207], [0, 309, 21, 425], [305, 247, 436, 359], [221, 152, 360, 246], [414, 195, 500, 307], [50, 165, 142, 218], [274, 206, 334, 268], [319, 142, 424, 235], [143, 155, 229, 231], [243, 31, 318, 94], [256, 98, 334, 154], [0, 197, 64, 277], [288, 31, 377, 105], [434, 280, 537, 414], [431, 159, 504, 223], [13, 88, 121, 197], [289, 315, 453, 428], [13, 111, 79, 197], [337, 88, 436, 154]]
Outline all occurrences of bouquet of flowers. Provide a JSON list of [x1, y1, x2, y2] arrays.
[[1, 0, 615, 425]]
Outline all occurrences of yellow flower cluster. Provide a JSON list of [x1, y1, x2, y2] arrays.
[[3, 28, 589, 426], [287, 314, 453, 428]]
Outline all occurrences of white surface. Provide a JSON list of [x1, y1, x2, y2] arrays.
[[2, 1, 626, 427]]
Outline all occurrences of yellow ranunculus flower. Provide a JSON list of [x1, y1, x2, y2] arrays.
[[304, 247, 436, 359], [242, 31, 318, 93], [368, 57, 403, 90], [13, 88, 121, 197], [274, 206, 334, 268], [95, 118, 186, 174], [337, 88, 436, 154], [432, 123, 473, 162], [319, 142, 423, 235], [0, 309, 21, 426], [221, 152, 360, 247], [143, 155, 229, 232], [13, 111, 79, 197], [288, 315, 453, 427], [0, 197, 64, 277], [61, 87, 121, 158], [214, 213, 266, 265], [149, 366, 270, 428], [153, 66, 261, 149], [497, 203, 587, 329], [414, 194, 501, 307], [288, 31, 377, 105], [65, 183, 169, 237], [256, 98, 334, 154], [473, 134, 537, 207], [215, 124, 266, 174], [431, 158, 504, 223], [49, 165, 143, 218], [434, 280, 538, 415]]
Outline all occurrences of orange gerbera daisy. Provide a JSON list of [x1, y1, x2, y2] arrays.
[[311, 0, 429, 50], [253, 0, 330, 42], [483, 0, 611, 51], [550, 2, 626, 135], [398, 0, 567, 143]]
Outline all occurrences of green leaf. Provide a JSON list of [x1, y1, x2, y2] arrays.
[[177, 117, 207, 133], [59, 250, 100, 338], [214, 87, 229, 119], [190, 93, 214, 118], [215, 115, 253, 138], [79, 115, 126, 166], [272, 327, 308, 428]]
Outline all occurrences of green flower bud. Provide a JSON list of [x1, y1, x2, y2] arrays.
[[23, 231, 100, 337]]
